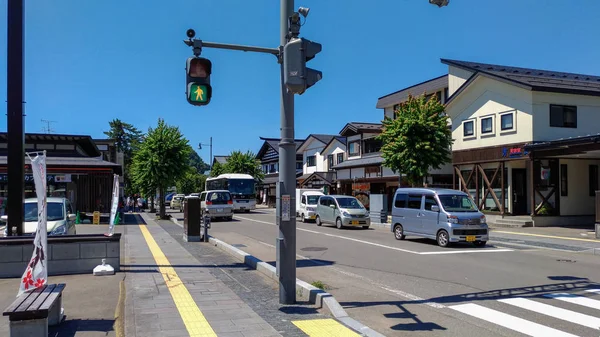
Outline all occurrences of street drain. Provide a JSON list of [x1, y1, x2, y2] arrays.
[[300, 247, 328, 252], [232, 244, 247, 248], [557, 259, 576, 263]]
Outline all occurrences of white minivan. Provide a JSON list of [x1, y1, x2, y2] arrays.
[[298, 191, 324, 222]]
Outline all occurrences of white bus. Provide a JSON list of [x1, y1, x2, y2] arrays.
[[205, 173, 256, 212]]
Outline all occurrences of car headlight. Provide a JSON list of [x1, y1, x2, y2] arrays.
[[2, 226, 6, 237], [448, 215, 459, 224], [480, 215, 487, 224], [342, 211, 350, 217], [50, 223, 67, 236]]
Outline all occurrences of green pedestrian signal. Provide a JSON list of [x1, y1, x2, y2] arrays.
[[186, 57, 212, 106]]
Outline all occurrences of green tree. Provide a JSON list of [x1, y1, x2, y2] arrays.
[[177, 170, 206, 195], [188, 146, 210, 174], [104, 119, 144, 194], [377, 94, 453, 187], [130, 118, 190, 219], [224, 150, 265, 181], [209, 161, 226, 177]]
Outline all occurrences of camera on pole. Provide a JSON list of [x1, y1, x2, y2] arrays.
[[283, 37, 322, 95], [186, 57, 213, 106]]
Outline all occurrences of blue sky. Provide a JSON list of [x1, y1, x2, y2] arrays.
[[1, 0, 599, 165]]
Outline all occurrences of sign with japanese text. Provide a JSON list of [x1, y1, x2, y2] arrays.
[[502, 147, 530, 158]]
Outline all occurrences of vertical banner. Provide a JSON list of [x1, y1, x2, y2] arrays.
[[106, 174, 120, 236], [18, 152, 48, 296]]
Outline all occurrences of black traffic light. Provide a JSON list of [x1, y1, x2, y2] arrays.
[[283, 37, 322, 95], [186, 57, 212, 106]]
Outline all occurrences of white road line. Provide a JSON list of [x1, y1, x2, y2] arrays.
[[499, 297, 600, 330], [544, 293, 600, 310], [236, 215, 514, 255], [584, 289, 600, 294], [450, 303, 579, 337]]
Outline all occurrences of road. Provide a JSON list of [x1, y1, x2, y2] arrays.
[[174, 208, 600, 337]]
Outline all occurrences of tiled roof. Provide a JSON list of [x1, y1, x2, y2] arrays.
[[297, 134, 341, 153], [259, 137, 305, 154], [332, 155, 384, 169], [213, 155, 229, 164], [442, 59, 600, 104], [376, 75, 448, 109], [339, 122, 383, 137]]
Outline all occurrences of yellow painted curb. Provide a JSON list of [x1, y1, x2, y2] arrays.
[[293, 318, 362, 337]]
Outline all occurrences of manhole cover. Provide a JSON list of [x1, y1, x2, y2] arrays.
[[232, 244, 247, 248], [300, 247, 328, 252]]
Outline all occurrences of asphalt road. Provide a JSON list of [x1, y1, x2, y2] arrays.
[[175, 208, 600, 337]]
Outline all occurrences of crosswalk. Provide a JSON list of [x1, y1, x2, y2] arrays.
[[449, 288, 600, 337]]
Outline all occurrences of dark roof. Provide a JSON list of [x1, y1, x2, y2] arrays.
[[322, 136, 347, 152], [339, 122, 383, 137], [442, 59, 600, 105], [0, 156, 121, 168], [303, 171, 337, 185], [524, 133, 600, 151], [332, 155, 384, 169], [257, 137, 305, 159], [296, 134, 340, 153], [213, 155, 229, 164], [376, 75, 448, 109], [0, 133, 101, 157]]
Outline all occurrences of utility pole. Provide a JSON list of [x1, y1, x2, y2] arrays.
[[41, 119, 57, 134], [7, 0, 25, 236], [198, 137, 213, 170]]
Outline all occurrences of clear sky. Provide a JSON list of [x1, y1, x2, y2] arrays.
[[1, 0, 599, 165]]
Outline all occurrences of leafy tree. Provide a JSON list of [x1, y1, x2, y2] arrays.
[[177, 170, 206, 195], [188, 146, 210, 174], [130, 118, 190, 219], [377, 94, 453, 187], [223, 150, 265, 181], [210, 161, 225, 177], [104, 119, 144, 194]]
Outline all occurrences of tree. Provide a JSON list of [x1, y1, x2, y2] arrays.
[[130, 118, 190, 219], [104, 119, 144, 194], [210, 161, 225, 177], [224, 150, 265, 181], [377, 94, 453, 187], [177, 169, 206, 195], [188, 146, 210, 174]]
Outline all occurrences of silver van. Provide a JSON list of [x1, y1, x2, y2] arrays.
[[315, 195, 371, 229], [391, 188, 488, 247], [199, 190, 234, 221]]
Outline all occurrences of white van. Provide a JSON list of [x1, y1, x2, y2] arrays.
[[298, 191, 324, 222]]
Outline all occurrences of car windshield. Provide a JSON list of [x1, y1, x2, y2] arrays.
[[307, 195, 320, 205], [336, 197, 364, 209], [24, 202, 64, 222], [437, 195, 478, 212], [228, 179, 255, 195]]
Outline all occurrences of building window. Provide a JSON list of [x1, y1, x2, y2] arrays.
[[444, 87, 449, 103], [269, 164, 276, 173], [560, 164, 568, 196], [307, 155, 316, 167], [348, 141, 360, 156], [589, 165, 598, 196], [296, 162, 302, 170], [500, 112, 514, 131], [481, 117, 493, 134], [463, 120, 474, 137], [363, 138, 382, 154], [550, 105, 577, 128], [327, 155, 334, 169], [337, 153, 344, 164]]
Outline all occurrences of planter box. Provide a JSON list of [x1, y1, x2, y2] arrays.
[[0, 234, 121, 278]]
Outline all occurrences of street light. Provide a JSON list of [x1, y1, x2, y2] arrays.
[[429, 0, 449, 7], [198, 137, 213, 170]]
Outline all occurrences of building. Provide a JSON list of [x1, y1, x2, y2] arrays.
[[296, 134, 346, 193], [212, 155, 229, 167], [93, 138, 125, 195], [443, 58, 600, 226], [255, 137, 304, 207], [0, 133, 122, 215]]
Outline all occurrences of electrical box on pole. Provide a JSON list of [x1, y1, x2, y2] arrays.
[[186, 57, 213, 106], [283, 37, 322, 95]]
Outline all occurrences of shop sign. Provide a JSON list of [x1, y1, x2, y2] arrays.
[[0, 174, 56, 183], [55, 174, 71, 183], [541, 167, 551, 180], [502, 147, 529, 158]]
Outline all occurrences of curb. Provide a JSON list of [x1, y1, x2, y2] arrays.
[[169, 217, 385, 337]]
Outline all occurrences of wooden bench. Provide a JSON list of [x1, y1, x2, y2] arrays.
[[3, 284, 66, 336]]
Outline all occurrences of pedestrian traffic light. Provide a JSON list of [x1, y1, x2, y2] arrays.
[[283, 37, 322, 95], [186, 57, 212, 106]]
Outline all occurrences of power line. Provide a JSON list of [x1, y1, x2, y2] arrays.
[[41, 119, 57, 134]]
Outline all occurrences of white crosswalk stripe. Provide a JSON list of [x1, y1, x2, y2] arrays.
[[447, 289, 600, 337]]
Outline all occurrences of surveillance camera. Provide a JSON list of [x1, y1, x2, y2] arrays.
[[298, 7, 310, 18], [186, 29, 196, 39]]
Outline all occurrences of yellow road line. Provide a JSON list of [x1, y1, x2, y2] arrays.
[[139, 224, 217, 337], [494, 230, 600, 243], [292, 318, 361, 337]]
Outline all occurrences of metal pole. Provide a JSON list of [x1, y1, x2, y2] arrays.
[[210, 137, 213, 171], [7, 0, 25, 236], [277, 0, 296, 304]]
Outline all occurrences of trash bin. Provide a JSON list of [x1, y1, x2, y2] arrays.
[[184, 196, 201, 242]]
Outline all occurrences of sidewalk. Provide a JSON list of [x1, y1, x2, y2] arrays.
[[124, 212, 362, 337]]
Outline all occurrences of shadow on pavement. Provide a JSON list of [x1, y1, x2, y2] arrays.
[[49, 318, 115, 337], [121, 263, 253, 271], [279, 305, 320, 315], [265, 259, 335, 268]]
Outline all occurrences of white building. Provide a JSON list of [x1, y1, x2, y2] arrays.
[[296, 134, 346, 192]]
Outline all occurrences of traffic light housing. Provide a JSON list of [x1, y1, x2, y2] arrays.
[[186, 57, 213, 106], [283, 37, 322, 95]]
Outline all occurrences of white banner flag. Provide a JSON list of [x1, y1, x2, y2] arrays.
[[106, 174, 120, 236], [18, 152, 48, 296]]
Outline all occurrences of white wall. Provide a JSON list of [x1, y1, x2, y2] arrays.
[[559, 159, 600, 216], [337, 168, 350, 180], [532, 92, 600, 141], [447, 76, 534, 151], [303, 139, 325, 174], [322, 140, 346, 171], [384, 107, 394, 120], [448, 65, 474, 96]]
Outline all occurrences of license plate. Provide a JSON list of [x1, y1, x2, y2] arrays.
[[351, 220, 359, 225], [309, 215, 316, 219], [240, 207, 246, 210], [466, 235, 476, 242], [217, 208, 223, 213]]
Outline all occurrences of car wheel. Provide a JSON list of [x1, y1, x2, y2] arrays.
[[473, 241, 487, 247], [336, 218, 343, 229], [362, 226, 370, 229], [245, 209, 250, 213], [300, 214, 305, 223], [437, 230, 450, 247], [394, 224, 406, 240], [315, 216, 322, 226], [228, 216, 233, 221]]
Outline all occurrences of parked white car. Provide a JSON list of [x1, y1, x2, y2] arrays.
[[2, 197, 77, 236], [298, 191, 324, 222]]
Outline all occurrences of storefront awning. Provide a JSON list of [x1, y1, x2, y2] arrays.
[[0, 156, 122, 174], [525, 134, 600, 158], [332, 155, 383, 169]]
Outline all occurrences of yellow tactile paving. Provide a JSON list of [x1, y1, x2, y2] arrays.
[[292, 318, 362, 337], [139, 224, 217, 337]]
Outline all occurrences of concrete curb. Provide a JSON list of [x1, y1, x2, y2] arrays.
[[168, 217, 385, 337]]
